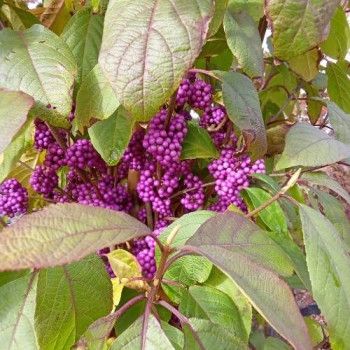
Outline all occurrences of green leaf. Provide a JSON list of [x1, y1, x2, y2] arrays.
[[205, 267, 252, 341], [301, 171, 350, 204], [218, 71, 267, 160], [181, 122, 219, 160], [308, 188, 350, 250], [0, 203, 150, 270], [0, 270, 29, 288], [40, 0, 71, 35], [89, 107, 134, 166], [73, 64, 119, 133], [304, 317, 324, 347], [183, 318, 248, 350], [224, 10, 263, 77], [160, 322, 184, 350], [99, 0, 214, 121], [0, 272, 38, 350], [208, 0, 228, 37], [0, 25, 76, 128], [186, 211, 311, 350], [2, 3, 40, 29], [179, 285, 247, 341], [264, 337, 291, 350], [327, 62, 350, 113], [157, 211, 215, 303], [0, 89, 34, 154], [227, 0, 264, 22], [300, 205, 350, 349], [0, 117, 33, 182], [244, 187, 287, 234], [275, 122, 350, 170], [288, 49, 320, 82], [320, 6, 350, 59], [109, 315, 175, 350], [265, 0, 339, 60], [61, 9, 104, 87], [35, 255, 112, 350]]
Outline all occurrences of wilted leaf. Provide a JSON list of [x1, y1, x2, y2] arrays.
[[300, 205, 350, 349], [0, 203, 150, 270], [276, 123, 350, 170], [35, 255, 112, 350], [0, 89, 34, 154], [266, 124, 290, 157], [99, 0, 214, 121], [89, 107, 134, 166], [224, 10, 263, 77], [265, 0, 339, 60], [0, 25, 76, 128], [218, 71, 267, 160], [40, 0, 71, 35]]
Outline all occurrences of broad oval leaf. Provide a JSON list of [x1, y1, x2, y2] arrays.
[[73, 64, 119, 133], [0, 25, 77, 128], [35, 255, 112, 350], [275, 122, 350, 170], [179, 285, 247, 341], [99, 0, 215, 121], [217, 71, 267, 160], [326, 62, 350, 113], [0, 272, 38, 350], [89, 107, 134, 166], [300, 205, 350, 349], [61, 9, 104, 87], [265, 0, 339, 60], [223, 10, 263, 78], [0, 89, 34, 155], [186, 211, 311, 350], [320, 6, 350, 60], [288, 49, 321, 82], [227, 0, 264, 22], [181, 122, 219, 160], [0, 203, 150, 270], [109, 315, 175, 350]]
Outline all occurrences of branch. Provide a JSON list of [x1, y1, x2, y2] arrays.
[[189, 68, 222, 82]]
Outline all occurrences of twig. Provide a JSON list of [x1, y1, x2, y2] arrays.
[[18, 160, 35, 172], [145, 202, 154, 230], [148, 233, 165, 252], [164, 91, 177, 130], [170, 181, 216, 199], [189, 68, 222, 82]]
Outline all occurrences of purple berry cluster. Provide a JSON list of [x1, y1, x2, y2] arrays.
[[30, 165, 58, 196], [0, 179, 28, 218], [34, 119, 55, 151]]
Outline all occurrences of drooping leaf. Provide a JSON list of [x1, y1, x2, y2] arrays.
[[40, 0, 71, 35], [275, 122, 350, 170], [179, 285, 247, 341], [181, 122, 219, 160], [0, 89, 34, 155], [109, 315, 175, 350], [227, 0, 264, 22], [265, 0, 339, 60], [205, 267, 252, 341], [89, 107, 134, 166], [218, 71, 267, 160], [326, 62, 350, 113], [61, 9, 104, 87], [300, 171, 350, 204], [320, 6, 350, 60], [186, 211, 311, 350], [0, 272, 38, 350], [99, 0, 215, 121], [0, 117, 33, 182], [266, 124, 290, 157], [0, 25, 76, 128], [35, 255, 112, 350], [223, 10, 263, 77], [157, 211, 215, 303], [243, 187, 287, 235], [300, 205, 350, 349], [73, 64, 119, 133], [183, 318, 248, 350], [208, 0, 228, 37], [0, 203, 150, 270], [288, 49, 321, 82]]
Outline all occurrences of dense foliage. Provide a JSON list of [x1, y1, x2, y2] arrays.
[[0, 0, 350, 349]]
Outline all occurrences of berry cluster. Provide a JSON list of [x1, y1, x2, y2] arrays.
[[0, 179, 28, 218]]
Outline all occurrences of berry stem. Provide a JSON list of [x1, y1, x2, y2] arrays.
[[169, 181, 216, 199], [189, 68, 222, 82], [145, 202, 154, 230], [164, 91, 178, 130], [148, 233, 165, 252]]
